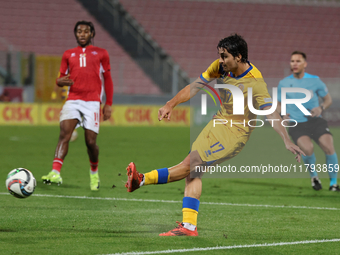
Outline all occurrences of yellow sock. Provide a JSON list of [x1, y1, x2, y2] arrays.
[[182, 208, 198, 226], [144, 170, 158, 185], [144, 168, 170, 185]]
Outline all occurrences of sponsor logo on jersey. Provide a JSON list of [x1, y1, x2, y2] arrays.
[[237, 84, 244, 92]]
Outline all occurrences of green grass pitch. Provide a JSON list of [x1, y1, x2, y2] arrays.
[[0, 125, 339, 254]]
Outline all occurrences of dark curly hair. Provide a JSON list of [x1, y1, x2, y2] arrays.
[[74, 20, 96, 38], [217, 34, 248, 63]]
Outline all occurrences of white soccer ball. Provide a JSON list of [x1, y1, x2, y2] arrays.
[[6, 168, 37, 198]]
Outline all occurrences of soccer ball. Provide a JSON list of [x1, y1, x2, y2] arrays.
[[6, 168, 37, 198]]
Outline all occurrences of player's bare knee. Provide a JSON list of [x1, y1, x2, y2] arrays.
[[181, 157, 191, 169], [323, 145, 335, 155], [59, 131, 72, 143], [318, 135, 335, 155], [185, 175, 202, 185], [184, 178, 202, 199], [85, 139, 97, 149], [303, 143, 313, 154], [298, 142, 313, 155], [304, 147, 314, 156], [189, 151, 205, 178], [189, 151, 204, 170]]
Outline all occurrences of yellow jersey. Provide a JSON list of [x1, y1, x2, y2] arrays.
[[200, 59, 272, 132]]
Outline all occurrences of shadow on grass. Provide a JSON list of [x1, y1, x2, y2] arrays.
[[0, 229, 16, 232]]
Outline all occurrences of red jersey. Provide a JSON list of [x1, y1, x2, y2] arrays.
[[59, 45, 112, 103]]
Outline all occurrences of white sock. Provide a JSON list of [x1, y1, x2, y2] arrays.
[[90, 169, 98, 175], [139, 174, 145, 187], [182, 222, 196, 231], [52, 169, 60, 174]]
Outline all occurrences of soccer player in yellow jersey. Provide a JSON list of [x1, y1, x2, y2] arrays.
[[125, 34, 304, 236]]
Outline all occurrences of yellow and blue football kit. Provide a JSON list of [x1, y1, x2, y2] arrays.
[[192, 59, 273, 164], [138, 60, 273, 230]]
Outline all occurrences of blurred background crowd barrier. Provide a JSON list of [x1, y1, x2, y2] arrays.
[[0, 0, 339, 125]]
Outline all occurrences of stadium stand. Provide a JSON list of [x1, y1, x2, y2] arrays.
[[119, 0, 340, 81], [0, 0, 161, 95]]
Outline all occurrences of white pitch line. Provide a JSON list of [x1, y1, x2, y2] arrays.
[[1, 192, 339, 211], [104, 239, 340, 255]]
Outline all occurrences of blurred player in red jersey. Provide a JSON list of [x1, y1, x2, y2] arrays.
[[42, 21, 114, 190]]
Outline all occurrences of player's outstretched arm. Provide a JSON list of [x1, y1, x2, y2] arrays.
[[265, 109, 305, 163], [158, 78, 205, 121], [276, 102, 290, 120]]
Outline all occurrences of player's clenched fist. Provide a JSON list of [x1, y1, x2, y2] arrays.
[[102, 104, 112, 121], [57, 74, 74, 87]]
